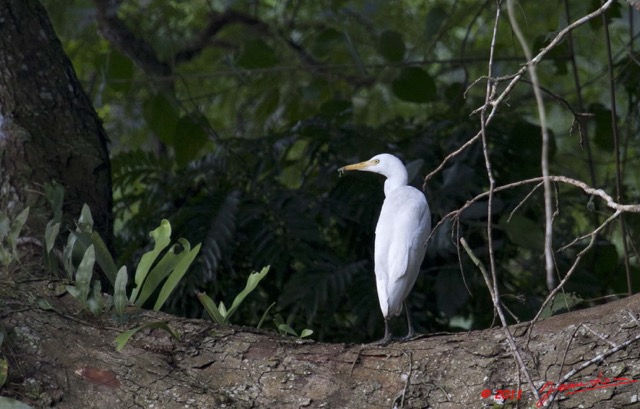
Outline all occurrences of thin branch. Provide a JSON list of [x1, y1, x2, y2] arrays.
[[92, 0, 171, 79], [507, 0, 555, 291]]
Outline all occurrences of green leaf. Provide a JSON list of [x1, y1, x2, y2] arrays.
[[73, 228, 117, 286], [0, 357, 7, 388], [130, 220, 172, 304], [8, 207, 29, 253], [44, 221, 60, 255], [173, 116, 208, 168], [143, 94, 180, 145], [78, 204, 94, 229], [501, 214, 544, 251], [153, 242, 201, 311], [225, 266, 270, 321], [0, 397, 34, 409], [236, 40, 278, 69], [76, 245, 96, 302], [87, 279, 103, 315], [540, 293, 583, 318], [105, 49, 134, 93], [36, 298, 54, 310], [278, 323, 298, 337], [378, 30, 405, 62], [0, 213, 10, 242], [391, 67, 436, 103], [196, 291, 226, 324], [134, 243, 185, 307], [44, 181, 64, 223], [299, 329, 314, 339], [114, 266, 128, 316], [114, 322, 180, 352]]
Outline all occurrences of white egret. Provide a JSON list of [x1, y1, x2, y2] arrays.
[[339, 153, 431, 344]]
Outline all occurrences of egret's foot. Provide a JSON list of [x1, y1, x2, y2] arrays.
[[401, 331, 420, 342], [370, 318, 393, 346]]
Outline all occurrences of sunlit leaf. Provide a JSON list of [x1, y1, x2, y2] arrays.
[[154, 242, 201, 311]]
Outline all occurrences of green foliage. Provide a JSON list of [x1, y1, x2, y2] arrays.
[[0, 397, 34, 409], [0, 207, 29, 267], [273, 314, 314, 339], [198, 266, 270, 325], [45, 0, 640, 342], [114, 321, 180, 352]]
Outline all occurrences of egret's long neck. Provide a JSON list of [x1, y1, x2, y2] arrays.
[[383, 166, 408, 197]]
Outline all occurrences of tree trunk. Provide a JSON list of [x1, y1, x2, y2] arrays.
[[2, 275, 639, 408], [0, 0, 112, 249]]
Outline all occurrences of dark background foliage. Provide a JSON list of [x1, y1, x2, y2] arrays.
[[43, 0, 640, 342]]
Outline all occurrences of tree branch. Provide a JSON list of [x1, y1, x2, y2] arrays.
[[92, 0, 171, 79]]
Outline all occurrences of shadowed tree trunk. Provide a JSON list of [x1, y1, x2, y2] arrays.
[[1, 2, 639, 409], [0, 0, 112, 250]]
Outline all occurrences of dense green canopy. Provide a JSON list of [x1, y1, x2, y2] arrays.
[[44, 0, 640, 342]]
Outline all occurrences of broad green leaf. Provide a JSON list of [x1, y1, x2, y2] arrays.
[[391, 67, 436, 103], [78, 204, 94, 229], [173, 116, 208, 168], [114, 322, 180, 352], [218, 301, 227, 318], [8, 207, 29, 252], [0, 357, 7, 387], [236, 40, 278, 69], [130, 220, 172, 304], [278, 323, 298, 337], [501, 214, 544, 251], [540, 293, 583, 318], [0, 397, 34, 409], [76, 245, 96, 301], [143, 94, 179, 145], [134, 243, 185, 307], [36, 298, 54, 310], [113, 266, 128, 316], [44, 221, 60, 254], [299, 329, 314, 339], [44, 181, 64, 223], [105, 49, 134, 93], [63, 231, 78, 277], [196, 292, 226, 324], [153, 242, 201, 311], [0, 213, 9, 241], [378, 30, 405, 62], [87, 279, 103, 315], [226, 266, 270, 321], [73, 228, 117, 286]]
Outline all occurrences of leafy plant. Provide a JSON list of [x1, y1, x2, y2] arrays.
[[127, 219, 201, 311], [273, 314, 313, 339], [197, 266, 270, 325], [0, 207, 29, 267]]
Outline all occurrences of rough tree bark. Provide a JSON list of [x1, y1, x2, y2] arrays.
[[0, 0, 112, 248], [1, 277, 639, 408], [1, 2, 639, 409]]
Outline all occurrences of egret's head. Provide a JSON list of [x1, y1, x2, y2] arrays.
[[338, 153, 404, 178]]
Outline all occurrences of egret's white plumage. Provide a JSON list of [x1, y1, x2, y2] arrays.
[[339, 153, 431, 343]]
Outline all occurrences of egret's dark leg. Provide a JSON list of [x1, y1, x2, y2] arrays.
[[404, 301, 415, 339], [375, 318, 393, 345]]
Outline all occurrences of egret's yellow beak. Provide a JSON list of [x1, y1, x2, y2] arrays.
[[338, 159, 377, 176]]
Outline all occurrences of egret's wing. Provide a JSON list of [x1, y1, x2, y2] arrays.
[[375, 186, 430, 316]]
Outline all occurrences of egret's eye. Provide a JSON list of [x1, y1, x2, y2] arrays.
[[373, 159, 380, 164]]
